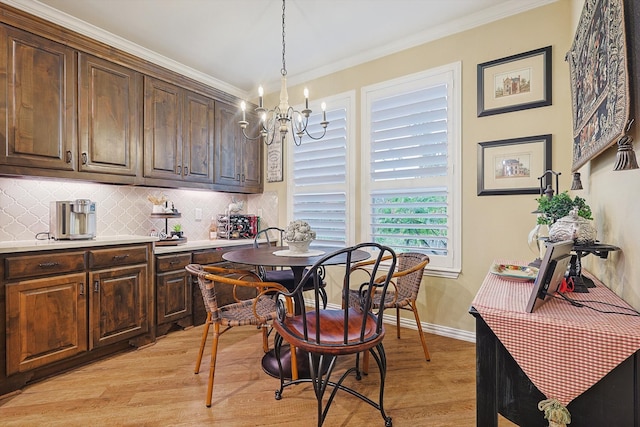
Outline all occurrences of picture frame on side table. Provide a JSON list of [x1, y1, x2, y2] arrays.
[[477, 134, 552, 196], [477, 46, 552, 117]]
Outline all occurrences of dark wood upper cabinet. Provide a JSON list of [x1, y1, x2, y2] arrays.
[[78, 53, 142, 177], [182, 90, 214, 183], [214, 101, 263, 192], [0, 24, 76, 171], [143, 76, 183, 180], [143, 76, 215, 184], [0, 4, 263, 193]]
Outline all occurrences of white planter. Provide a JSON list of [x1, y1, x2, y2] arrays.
[[285, 240, 312, 253]]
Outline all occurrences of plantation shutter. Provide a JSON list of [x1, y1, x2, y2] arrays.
[[292, 106, 348, 247]]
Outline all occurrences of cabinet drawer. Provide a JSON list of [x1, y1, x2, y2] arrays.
[[192, 244, 254, 265], [5, 251, 86, 280], [88, 245, 148, 269], [156, 252, 192, 273]]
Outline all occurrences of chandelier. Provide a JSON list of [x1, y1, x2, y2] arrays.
[[239, 0, 329, 146]]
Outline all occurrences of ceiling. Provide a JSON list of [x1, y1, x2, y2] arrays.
[[6, 0, 554, 98]]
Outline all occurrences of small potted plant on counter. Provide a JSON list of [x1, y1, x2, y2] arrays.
[[171, 223, 184, 238]]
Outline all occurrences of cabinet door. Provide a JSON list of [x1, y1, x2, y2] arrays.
[[241, 112, 263, 191], [156, 270, 192, 325], [182, 90, 214, 183], [89, 264, 148, 349], [0, 24, 76, 170], [143, 76, 182, 180], [6, 273, 87, 374], [214, 100, 243, 187], [78, 53, 142, 177]]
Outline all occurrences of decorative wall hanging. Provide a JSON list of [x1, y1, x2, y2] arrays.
[[267, 138, 283, 182], [477, 46, 552, 117], [566, 0, 630, 171], [477, 134, 552, 196]]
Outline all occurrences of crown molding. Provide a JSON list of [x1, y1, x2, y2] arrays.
[[1, 0, 250, 99]]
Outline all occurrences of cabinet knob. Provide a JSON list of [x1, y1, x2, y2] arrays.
[[79, 283, 85, 296], [65, 151, 72, 163], [177, 165, 181, 175], [112, 254, 129, 262], [94, 280, 99, 293], [81, 152, 88, 164], [184, 166, 188, 176], [236, 174, 240, 182]]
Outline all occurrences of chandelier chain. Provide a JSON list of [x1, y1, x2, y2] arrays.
[[281, 0, 287, 76]]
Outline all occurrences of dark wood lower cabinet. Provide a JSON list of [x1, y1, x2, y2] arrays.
[[155, 252, 193, 335], [5, 273, 88, 375], [1, 243, 154, 397], [154, 244, 257, 331]]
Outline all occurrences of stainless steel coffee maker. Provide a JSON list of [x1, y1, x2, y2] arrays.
[[50, 199, 97, 240]]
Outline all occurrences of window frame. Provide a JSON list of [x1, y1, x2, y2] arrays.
[[360, 62, 462, 277], [286, 91, 357, 247]]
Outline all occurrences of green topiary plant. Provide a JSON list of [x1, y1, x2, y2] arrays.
[[536, 191, 592, 225]]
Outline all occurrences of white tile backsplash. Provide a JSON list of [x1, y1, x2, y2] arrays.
[[0, 177, 279, 242]]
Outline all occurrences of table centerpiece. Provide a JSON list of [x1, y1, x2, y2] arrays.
[[283, 220, 316, 253]]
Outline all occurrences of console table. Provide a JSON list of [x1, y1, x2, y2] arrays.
[[470, 261, 640, 426]]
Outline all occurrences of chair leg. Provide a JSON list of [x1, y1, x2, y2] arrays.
[[396, 307, 401, 339], [261, 324, 269, 353], [410, 302, 431, 362], [362, 350, 370, 375], [206, 322, 221, 407], [195, 312, 212, 374]]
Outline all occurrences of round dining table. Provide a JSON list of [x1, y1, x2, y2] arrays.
[[222, 244, 370, 379]]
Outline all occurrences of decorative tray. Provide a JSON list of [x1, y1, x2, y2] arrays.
[[489, 263, 539, 282], [156, 237, 187, 246], [273, 249, 325, 257]]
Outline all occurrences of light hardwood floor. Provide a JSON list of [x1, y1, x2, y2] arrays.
[[0, 325, 491, 426]]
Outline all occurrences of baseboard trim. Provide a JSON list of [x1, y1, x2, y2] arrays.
[[312, 300, 476, 343]]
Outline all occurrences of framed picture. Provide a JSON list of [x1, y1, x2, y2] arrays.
[[266, 138, 283, 182], [566, 0, 629, 171], [477, 134, 552, 196], [477, 46, 552, 117]]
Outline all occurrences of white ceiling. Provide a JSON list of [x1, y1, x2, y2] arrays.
[[5, 0, 555, 98]]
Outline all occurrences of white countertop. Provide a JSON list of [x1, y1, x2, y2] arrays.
[[0, 235, 158, 254], [0, 236, 260, 254], [153, 239, 257, 254]]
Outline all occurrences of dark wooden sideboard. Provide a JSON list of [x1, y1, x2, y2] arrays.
[[470, 307, 640, 426], [470, 263, 640, 427]]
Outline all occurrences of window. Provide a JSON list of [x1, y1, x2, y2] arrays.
[[287, 92, 355, 249], [361, 63, 461, 275]]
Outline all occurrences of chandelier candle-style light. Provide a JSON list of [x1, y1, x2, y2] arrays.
[[239, 0, 329, 146]]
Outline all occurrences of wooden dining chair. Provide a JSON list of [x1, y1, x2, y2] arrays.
[[254, 226, 327, 307], [185, 264, 294, 407], [272, 243, 397, 427], [349, 252, 431, 364]]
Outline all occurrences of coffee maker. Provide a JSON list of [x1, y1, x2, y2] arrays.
[[50, 199, 97, 240]]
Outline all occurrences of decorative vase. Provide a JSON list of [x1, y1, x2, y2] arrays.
[[548, 207, 596, 245], [285, 239, 312, 253]]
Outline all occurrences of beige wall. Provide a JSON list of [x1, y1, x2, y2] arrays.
[[264, 0, 640, 335]]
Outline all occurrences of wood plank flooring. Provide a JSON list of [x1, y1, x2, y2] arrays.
[[0, 325, 491, 426]]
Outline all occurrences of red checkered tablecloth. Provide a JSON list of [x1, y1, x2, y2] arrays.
[[472, 261, 640, 406]]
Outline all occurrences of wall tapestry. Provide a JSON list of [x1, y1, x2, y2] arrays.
[[566, 0, 630, 171]]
